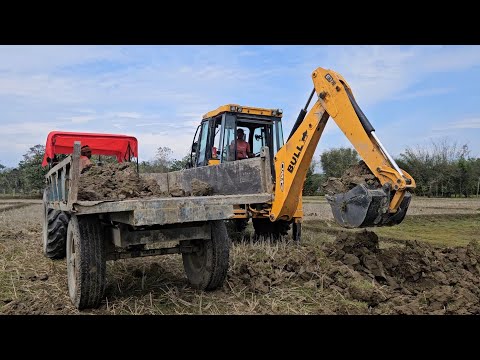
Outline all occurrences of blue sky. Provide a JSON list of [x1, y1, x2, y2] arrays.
[[1, 45, 479, 169]]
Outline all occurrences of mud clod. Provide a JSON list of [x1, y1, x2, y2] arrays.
[[322, 161, 381, 195], [77, 163, 213, 201], [190, 178, 213, 196], [78, 163, 166, 200]]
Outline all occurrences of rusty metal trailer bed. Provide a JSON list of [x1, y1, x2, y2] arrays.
[[42, 142, 273, 309]]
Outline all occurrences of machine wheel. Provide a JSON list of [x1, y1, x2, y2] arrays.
[[292, 222, 302, 243], [225, 218, 249, 242], [42, 189, 69, 259], [182, 220, 230, 291], [66, 215, 106, 310], [252, 218, 291, 240]]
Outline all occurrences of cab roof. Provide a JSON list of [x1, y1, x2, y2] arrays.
[[42, 131, 138, 167], [202, 104, 283, 119]]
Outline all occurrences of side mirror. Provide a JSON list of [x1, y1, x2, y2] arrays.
[[192, 142, 198, 153]]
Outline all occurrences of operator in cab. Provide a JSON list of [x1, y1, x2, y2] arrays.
[[231, 128, 253, 160]]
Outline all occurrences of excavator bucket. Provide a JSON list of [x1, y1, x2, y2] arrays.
[[326, 184, 412, 228]]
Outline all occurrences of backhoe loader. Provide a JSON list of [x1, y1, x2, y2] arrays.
[[189, 67, 416, 240], [40, 67, 416, 309]]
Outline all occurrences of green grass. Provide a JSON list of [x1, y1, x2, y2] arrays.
[[0, 194, 42, 199], [304, 213, 480, 247], [372, 214, 480, 247], [425, 197, 480, 201], [302, 196, 326, 203]]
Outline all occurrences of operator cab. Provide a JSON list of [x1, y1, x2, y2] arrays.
[[190, 104, 284, 173]]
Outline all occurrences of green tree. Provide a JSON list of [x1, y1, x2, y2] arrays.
[[138, 160, 154, 173], [320, 147, 360, 178], [471, 158, 480, 197], [170, 155, 190, 171], [457, 156, 471, 197], [18, 144, 48, 194], [303, 161, 325, 196], [1, 168, 22, 194], [0, 166, 18, 194], [396, 139, 473, 197], [149, 146, 173, 172], [139, 146, 175, 173]]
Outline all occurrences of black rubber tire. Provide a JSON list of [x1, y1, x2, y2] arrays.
[[252, 218, 291, 240], [66, 215, 106, 310], [42, 189, 69, 259], [292, 222, 302, 243], [225, 218, 249, 242], [182, 220, 230, 291]]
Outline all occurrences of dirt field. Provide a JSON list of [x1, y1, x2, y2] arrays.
[[1, 196, 479, 315]]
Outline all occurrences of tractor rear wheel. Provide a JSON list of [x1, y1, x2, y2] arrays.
[[42, 189, 69, 259], [66, 215, 106, 310]]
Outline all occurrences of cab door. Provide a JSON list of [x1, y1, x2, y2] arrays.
[[195, 116, 224, 167], [219, 114, 236, 163], [195, 120, 210, 167]]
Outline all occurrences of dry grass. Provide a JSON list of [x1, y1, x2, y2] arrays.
[[0, 205, 358, 315], [1, 197, 479, 315], [0, 203, 36, 213], [0, 204, 79, 314]]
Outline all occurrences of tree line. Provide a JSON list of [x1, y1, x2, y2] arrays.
[[303, 139, 480, 197], [0, 145, 46, 196], [1, 139, 479, 197]]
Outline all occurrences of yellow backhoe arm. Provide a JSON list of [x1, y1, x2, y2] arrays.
[[270, 67, 416, 228]]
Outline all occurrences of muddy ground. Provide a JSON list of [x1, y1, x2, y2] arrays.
[[78, 163, 212, 201], [321, 231, 480, 314], [226, 230, 480, 315], [1, 201, 480, 315]]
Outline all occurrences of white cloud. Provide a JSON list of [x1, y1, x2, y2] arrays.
[[435, 118, 480, 130], [322, 45, 418, 106], [1, 45, 480, 167], [288, 45, 480, 109], [0, 121, 68, 167], [1, 121, 61, 136], [0, 45, 128, 72], [135, 122, 164, 127], [416, 45, 480, 73], [113, 112, 142, 119], [68, 115, 96, 124], [0, 73, 77, 101], [133, 132, 194, 162], [395, 87, 453, 100]]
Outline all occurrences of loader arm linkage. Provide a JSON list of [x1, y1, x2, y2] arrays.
[[269, 67, 416, 228]]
